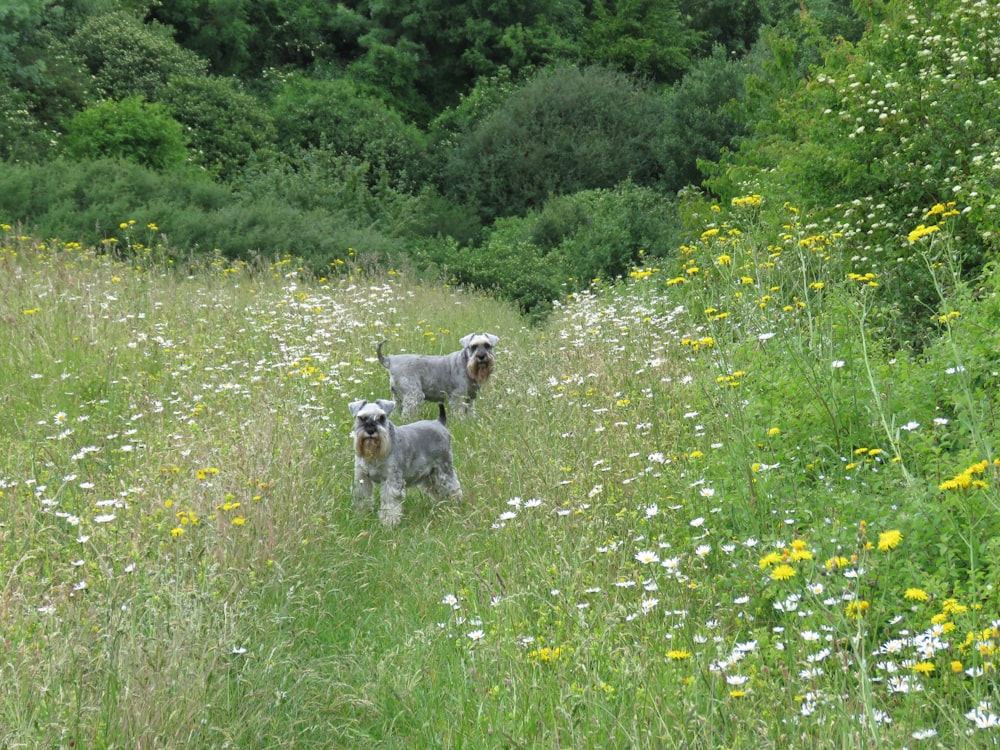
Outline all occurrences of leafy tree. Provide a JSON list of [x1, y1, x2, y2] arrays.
[[439, 65, 669, 220], [582, 0, 702, 82], [269, 74, 429, 189], [660, 45, 749, 189], [64, 96, 189, 171], [678, 0, 762, 56], [69, 10, 207, 101], [148, 0, 371, 76], [351, 0, 585, 119], [161, 75, 277, 181]]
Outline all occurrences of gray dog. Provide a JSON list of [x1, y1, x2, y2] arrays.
[[349, 398, 462, 527], [377, 333, 499, 419]]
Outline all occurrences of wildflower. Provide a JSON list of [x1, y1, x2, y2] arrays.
[[878, 530, 903, 551], [771, 564, 796, 581], [635, 550, 660, 565], [467, 630, 485, 642], [759, 551, 783, 569], [908, 224, 941, 243], [966, 702, 1000, 729], [667, 650, 692, 660], [905, 588, 930, 602], [846, 600, 870, 619]]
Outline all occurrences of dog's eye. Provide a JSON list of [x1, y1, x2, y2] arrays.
[[378, 416, 386, 424]]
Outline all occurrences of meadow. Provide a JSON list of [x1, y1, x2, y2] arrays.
[[2, 200, 1000, 749]]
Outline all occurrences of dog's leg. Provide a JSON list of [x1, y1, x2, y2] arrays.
[[378, 477, 406, 527], [401, 392, 424, 420], [352, 466, 375, 514], [431, 464, 463, 503]]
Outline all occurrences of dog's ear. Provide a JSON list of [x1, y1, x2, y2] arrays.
[[460, 333, 473, 348], [349, 399, 367, 417], [485, 333, 499, 347], [376, 399, 396, 417]]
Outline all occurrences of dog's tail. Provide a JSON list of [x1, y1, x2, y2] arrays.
[[376, 340, 390, 369], [437, 403, 447, 426]]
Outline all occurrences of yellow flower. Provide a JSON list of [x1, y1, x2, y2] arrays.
[[951, 660, 964, 673], [907, 223, 941, 243], [767, 427, 781, 436], [759, 551, 783, 569], [878, 529, 903, 551], [170, 527, 184, 538], [904, 588, 930, 602], [770, 564, 796, 581], [667, 650, 692, 660], [912, 661, 935, 675], [846, 600, 870, 619]]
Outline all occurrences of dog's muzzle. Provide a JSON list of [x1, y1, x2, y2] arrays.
[[466, 354, 494, 384], [355, 427, 390, 462]]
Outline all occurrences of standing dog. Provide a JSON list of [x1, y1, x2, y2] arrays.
[[377, 333, 499, 419], [349, 398, 462, 527]]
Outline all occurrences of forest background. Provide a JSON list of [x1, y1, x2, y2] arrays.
[[5, 0, 982, 329]]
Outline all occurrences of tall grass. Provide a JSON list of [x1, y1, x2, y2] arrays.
[[2, 203, 998, 748]]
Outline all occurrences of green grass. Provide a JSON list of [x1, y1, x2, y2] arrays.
[[2, 204, 999, 748]]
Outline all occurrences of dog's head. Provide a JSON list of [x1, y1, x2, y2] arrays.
[[349, 399, 395, 462], [460, 333, 499, 384]]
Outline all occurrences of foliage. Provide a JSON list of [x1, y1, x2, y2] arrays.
[[63, 96, 189, 171], [582, 0, 701, 82], [69, 10, 207, 100], [161, 74, 277, 181], [439, 65, 670, 221], [356, 0, 585, 118], [269, 73, 430, 189], [660, 45, 749, 190], [707, 0, 1000, 347]]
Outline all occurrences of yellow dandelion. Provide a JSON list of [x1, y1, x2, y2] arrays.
[[951, 660, 964, 673], [846, 600, 870, 619], [904, 588, 930, 602], [759, 551, 783, 569], [667, 650, 692, 660], [912, 661, 935, 675], [878, 529, 903, 551], [770, 564, 796, 581]]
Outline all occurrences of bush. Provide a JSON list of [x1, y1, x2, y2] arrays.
[[0, 158, 228, 243], [269, 74, 430, 189], [660, 45, 749, 190], [69, 11, 207, 100], [438, 65, 670, 221], [64, 96, 189, 171], [543, 183, 681, 281], [161, 75, 277, 181]]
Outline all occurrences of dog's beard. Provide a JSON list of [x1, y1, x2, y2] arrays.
[[355, 430, 390, 462], [466, 357, 494, 384]]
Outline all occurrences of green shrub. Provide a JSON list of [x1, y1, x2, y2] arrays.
[[543, 184, 681, 282], [660, 45, 749, 189], [69, 11, 207, 100], [269, 74, 430, 189], [161, 75, 277, 181], [0, 158, 228, 243], [64, 96, 189, 171], [439, 65, 670, 221]]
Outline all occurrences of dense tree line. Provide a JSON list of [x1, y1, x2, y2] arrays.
[[4, 0, 993, 329]]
